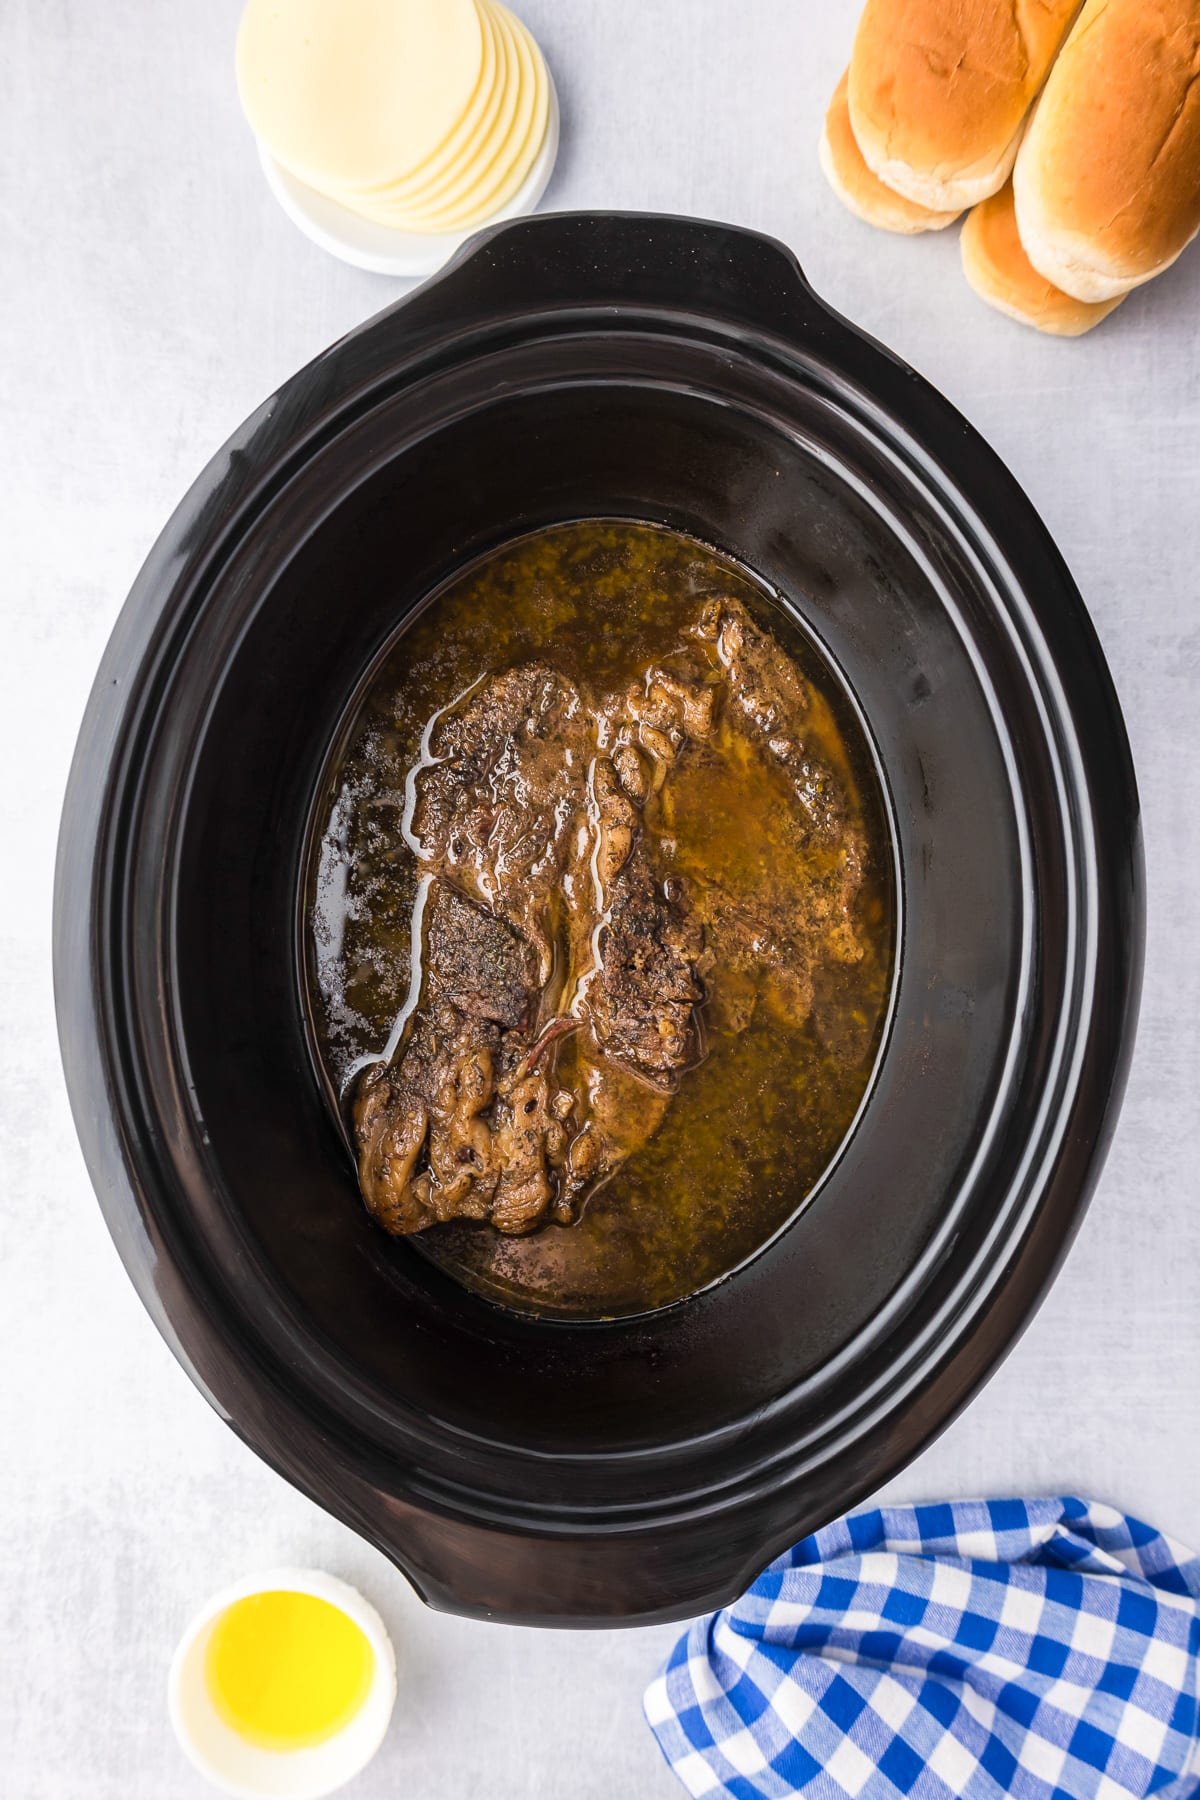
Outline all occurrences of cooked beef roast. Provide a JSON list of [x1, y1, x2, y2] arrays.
[[409, 661, 588, 981], [691, 596, 849, 847], [353, 880, 578, 1236], [353, 595, 867, 1237], [584, 850, 704, 1086]]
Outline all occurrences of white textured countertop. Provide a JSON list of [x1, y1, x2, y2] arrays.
[[3, 3, 1198, 1795]]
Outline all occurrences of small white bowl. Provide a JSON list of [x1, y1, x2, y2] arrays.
[[258, 71, 560, 278], [168, 1568, 397, 1799]]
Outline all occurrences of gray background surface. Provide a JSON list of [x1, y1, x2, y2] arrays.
[[2, 3, 1198, 1795]]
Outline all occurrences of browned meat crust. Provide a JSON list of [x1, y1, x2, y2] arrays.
[[423, 880, 539, 1031], [584, 851, 704, 1087], [410, 662, 588, 979]]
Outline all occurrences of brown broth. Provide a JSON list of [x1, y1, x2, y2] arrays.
[[307, 521, 895, 1317]]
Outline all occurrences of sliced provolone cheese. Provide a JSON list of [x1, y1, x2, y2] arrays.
[[343, 0, 504, 204], [409, 8, 548, 231], [353, 2, 527, 224], [236, 0, 485, 192], [350, 0, 517, 215]]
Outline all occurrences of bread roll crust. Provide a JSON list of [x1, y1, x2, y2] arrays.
[[1013, 0, 1200, 302], [820, 70, 962, 233], [848, 0, 1082, 210], [962, 181, 1124, 333]]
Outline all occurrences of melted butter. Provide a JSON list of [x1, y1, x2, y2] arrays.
[[308, 521, 895, 1318], [204, 1591, 374, 1751]]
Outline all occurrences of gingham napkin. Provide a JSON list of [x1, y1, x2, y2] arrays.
[[645, 1499, 1200, 1800]]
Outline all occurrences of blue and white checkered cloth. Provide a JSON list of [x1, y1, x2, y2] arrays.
[[645, 1499, 1200, 1800]]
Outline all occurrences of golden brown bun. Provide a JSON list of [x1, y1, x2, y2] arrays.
[[1013, 0, 1200, 302], [848, 0, 1081, 210], [819, 71, 961, 234], [961, 181, 1124, 334]]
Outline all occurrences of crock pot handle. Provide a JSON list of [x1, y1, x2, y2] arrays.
[[400, 211, 842, 350]]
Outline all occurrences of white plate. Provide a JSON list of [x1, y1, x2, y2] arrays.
[[258, 71, 560, 278]]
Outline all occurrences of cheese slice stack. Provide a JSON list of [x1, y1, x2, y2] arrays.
[[237, 0, 551, 234]]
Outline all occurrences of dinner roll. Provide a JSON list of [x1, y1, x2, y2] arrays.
[[1013, 0, 1200, 302], [848, 0, 1080, 210], [819, 71, 961, 234], [961, 182, 1124, 335]]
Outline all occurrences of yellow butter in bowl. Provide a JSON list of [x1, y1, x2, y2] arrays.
[[169, 1569, 396, 1797], [205, 1590, 375, 1752]]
